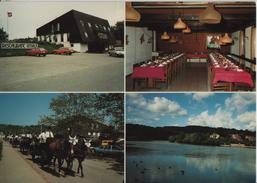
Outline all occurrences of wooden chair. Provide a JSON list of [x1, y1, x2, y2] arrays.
[[211, 82, 231, 91]]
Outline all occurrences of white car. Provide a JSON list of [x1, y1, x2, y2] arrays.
[[108, 47, 124, 57]]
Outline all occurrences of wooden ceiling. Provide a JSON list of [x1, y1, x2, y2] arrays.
[[127, 2, 256, 33]]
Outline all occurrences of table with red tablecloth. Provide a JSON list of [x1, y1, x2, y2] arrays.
[[187, 54, 208, 59], [131, 66, 167, 88], [212, 67, 254, 88], [131, 66, 166, 80], [187, 54, 208, 63]]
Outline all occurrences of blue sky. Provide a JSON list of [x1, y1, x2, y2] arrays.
[[0, 93, 60, 125], [126, 93, 256, 131]]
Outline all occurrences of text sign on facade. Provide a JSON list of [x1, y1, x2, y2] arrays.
[[0, 43, 38, 49]]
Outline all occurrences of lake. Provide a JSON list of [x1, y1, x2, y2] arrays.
[[126, 141, 255, 183]]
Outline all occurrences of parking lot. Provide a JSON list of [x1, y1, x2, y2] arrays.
[[0, 53, 124, 91]]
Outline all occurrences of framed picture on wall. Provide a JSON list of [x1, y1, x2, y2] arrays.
[[206, 35, 221, 49]]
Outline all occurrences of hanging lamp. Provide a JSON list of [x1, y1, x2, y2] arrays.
[[174, 17, 186, 29], [161, 32, 170, 40], [199, 3, 221, 24], [221, 33, 232, 44], [219, 39, 226, 45], [126, 2, 141, 22], [182, 26, 191, 33], [169, 35, 177, 43]]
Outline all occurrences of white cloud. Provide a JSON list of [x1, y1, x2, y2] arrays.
[[127, 95, 187, 125], [188, 106, 256, 131], [146, 97, 187, 116], [192, 93, 214, 101], [236, 111, 256, 131], [187, 107, 233, 128], [215, 103, 221, 108], [127, 93, 147, 108], [225, 93, 255, 112]]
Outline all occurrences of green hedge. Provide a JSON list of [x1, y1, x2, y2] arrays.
[[0, 41, 63, 57]]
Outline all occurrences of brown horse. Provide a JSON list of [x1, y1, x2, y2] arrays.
[[42, 136, 72, 176]]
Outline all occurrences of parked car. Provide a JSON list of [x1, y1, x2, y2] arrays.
[[52, 47, 73, 55], [26, 48, 48, 57], [108, 47, 124, 57]]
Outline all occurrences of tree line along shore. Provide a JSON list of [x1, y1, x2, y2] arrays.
[[127, 124, 256, 147]]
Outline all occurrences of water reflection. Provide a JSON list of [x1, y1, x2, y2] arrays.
[[127, 141, 255, 183]]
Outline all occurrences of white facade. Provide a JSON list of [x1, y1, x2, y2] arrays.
[[51, 35, 55, 43], [72, 43, 88, 52], [126, 26, 153, 75], [56, 34, 61, 43], [40, 32, 89, 52]]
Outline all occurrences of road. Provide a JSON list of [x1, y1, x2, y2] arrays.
[[0, 142, 124, 183], [0, 53, 124, 91]]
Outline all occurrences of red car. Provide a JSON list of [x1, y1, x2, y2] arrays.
[[26, 48, 48, 57], [52, 48, 73, 55]]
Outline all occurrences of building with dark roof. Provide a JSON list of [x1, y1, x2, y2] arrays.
[[36, 9, 115, 52]]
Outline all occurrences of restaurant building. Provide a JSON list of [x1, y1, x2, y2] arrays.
[[126, 2, 256, 91], [36, 9, 115, 53]]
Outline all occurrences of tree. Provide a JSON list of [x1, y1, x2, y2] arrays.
[[39, 93, 124, 130], [111, 21, 124, 43], [0, 28, 8, 42]]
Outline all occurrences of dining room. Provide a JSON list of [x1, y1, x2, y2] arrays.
[[125, 1, 256, 91]]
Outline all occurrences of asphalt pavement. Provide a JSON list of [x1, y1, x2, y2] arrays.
[[0, 53, 124, 91], [0, 141, 124, 183]]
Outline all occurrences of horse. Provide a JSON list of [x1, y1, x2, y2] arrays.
[[68, 136, 90, 177], [41, 135, 72, 176], [20, 137, 31, 154], [30, 136, 41, 161]]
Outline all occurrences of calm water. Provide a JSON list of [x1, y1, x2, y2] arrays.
[[126, 141, 256, 183]]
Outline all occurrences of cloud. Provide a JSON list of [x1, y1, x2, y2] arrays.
[[225, 93, 255, 112], [187, 106, 256, 131], [215, 103, 221, 108], [191, 93, 214, 101], [146, 97, 187, 116], [236, 111, 256, 131], [127, 94, 187, 125], [187, 107, 233, 128]]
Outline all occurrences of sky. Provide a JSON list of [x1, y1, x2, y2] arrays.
[[0, 93, 60, 125], [126, 93, 256, 131], [0, 1, 124, 39]]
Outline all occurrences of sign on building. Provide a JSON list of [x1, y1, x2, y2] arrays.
[[0, 43, 38, 49]]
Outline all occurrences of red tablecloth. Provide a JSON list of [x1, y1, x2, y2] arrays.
[[212, 68, 254, 87], [131, 66, 166, 80], [187, 54, 208, 59]]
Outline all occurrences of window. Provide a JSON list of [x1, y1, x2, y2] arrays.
[[51, 24, 54, 33], [87, 22, 92, 29], [103, 26, 106, 31], [61, 34, 63, 42], [84, 31, 88, 38], [80, 20, 84, 27], [57, 23, 60, 31], [95, 24, 99, 29]]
